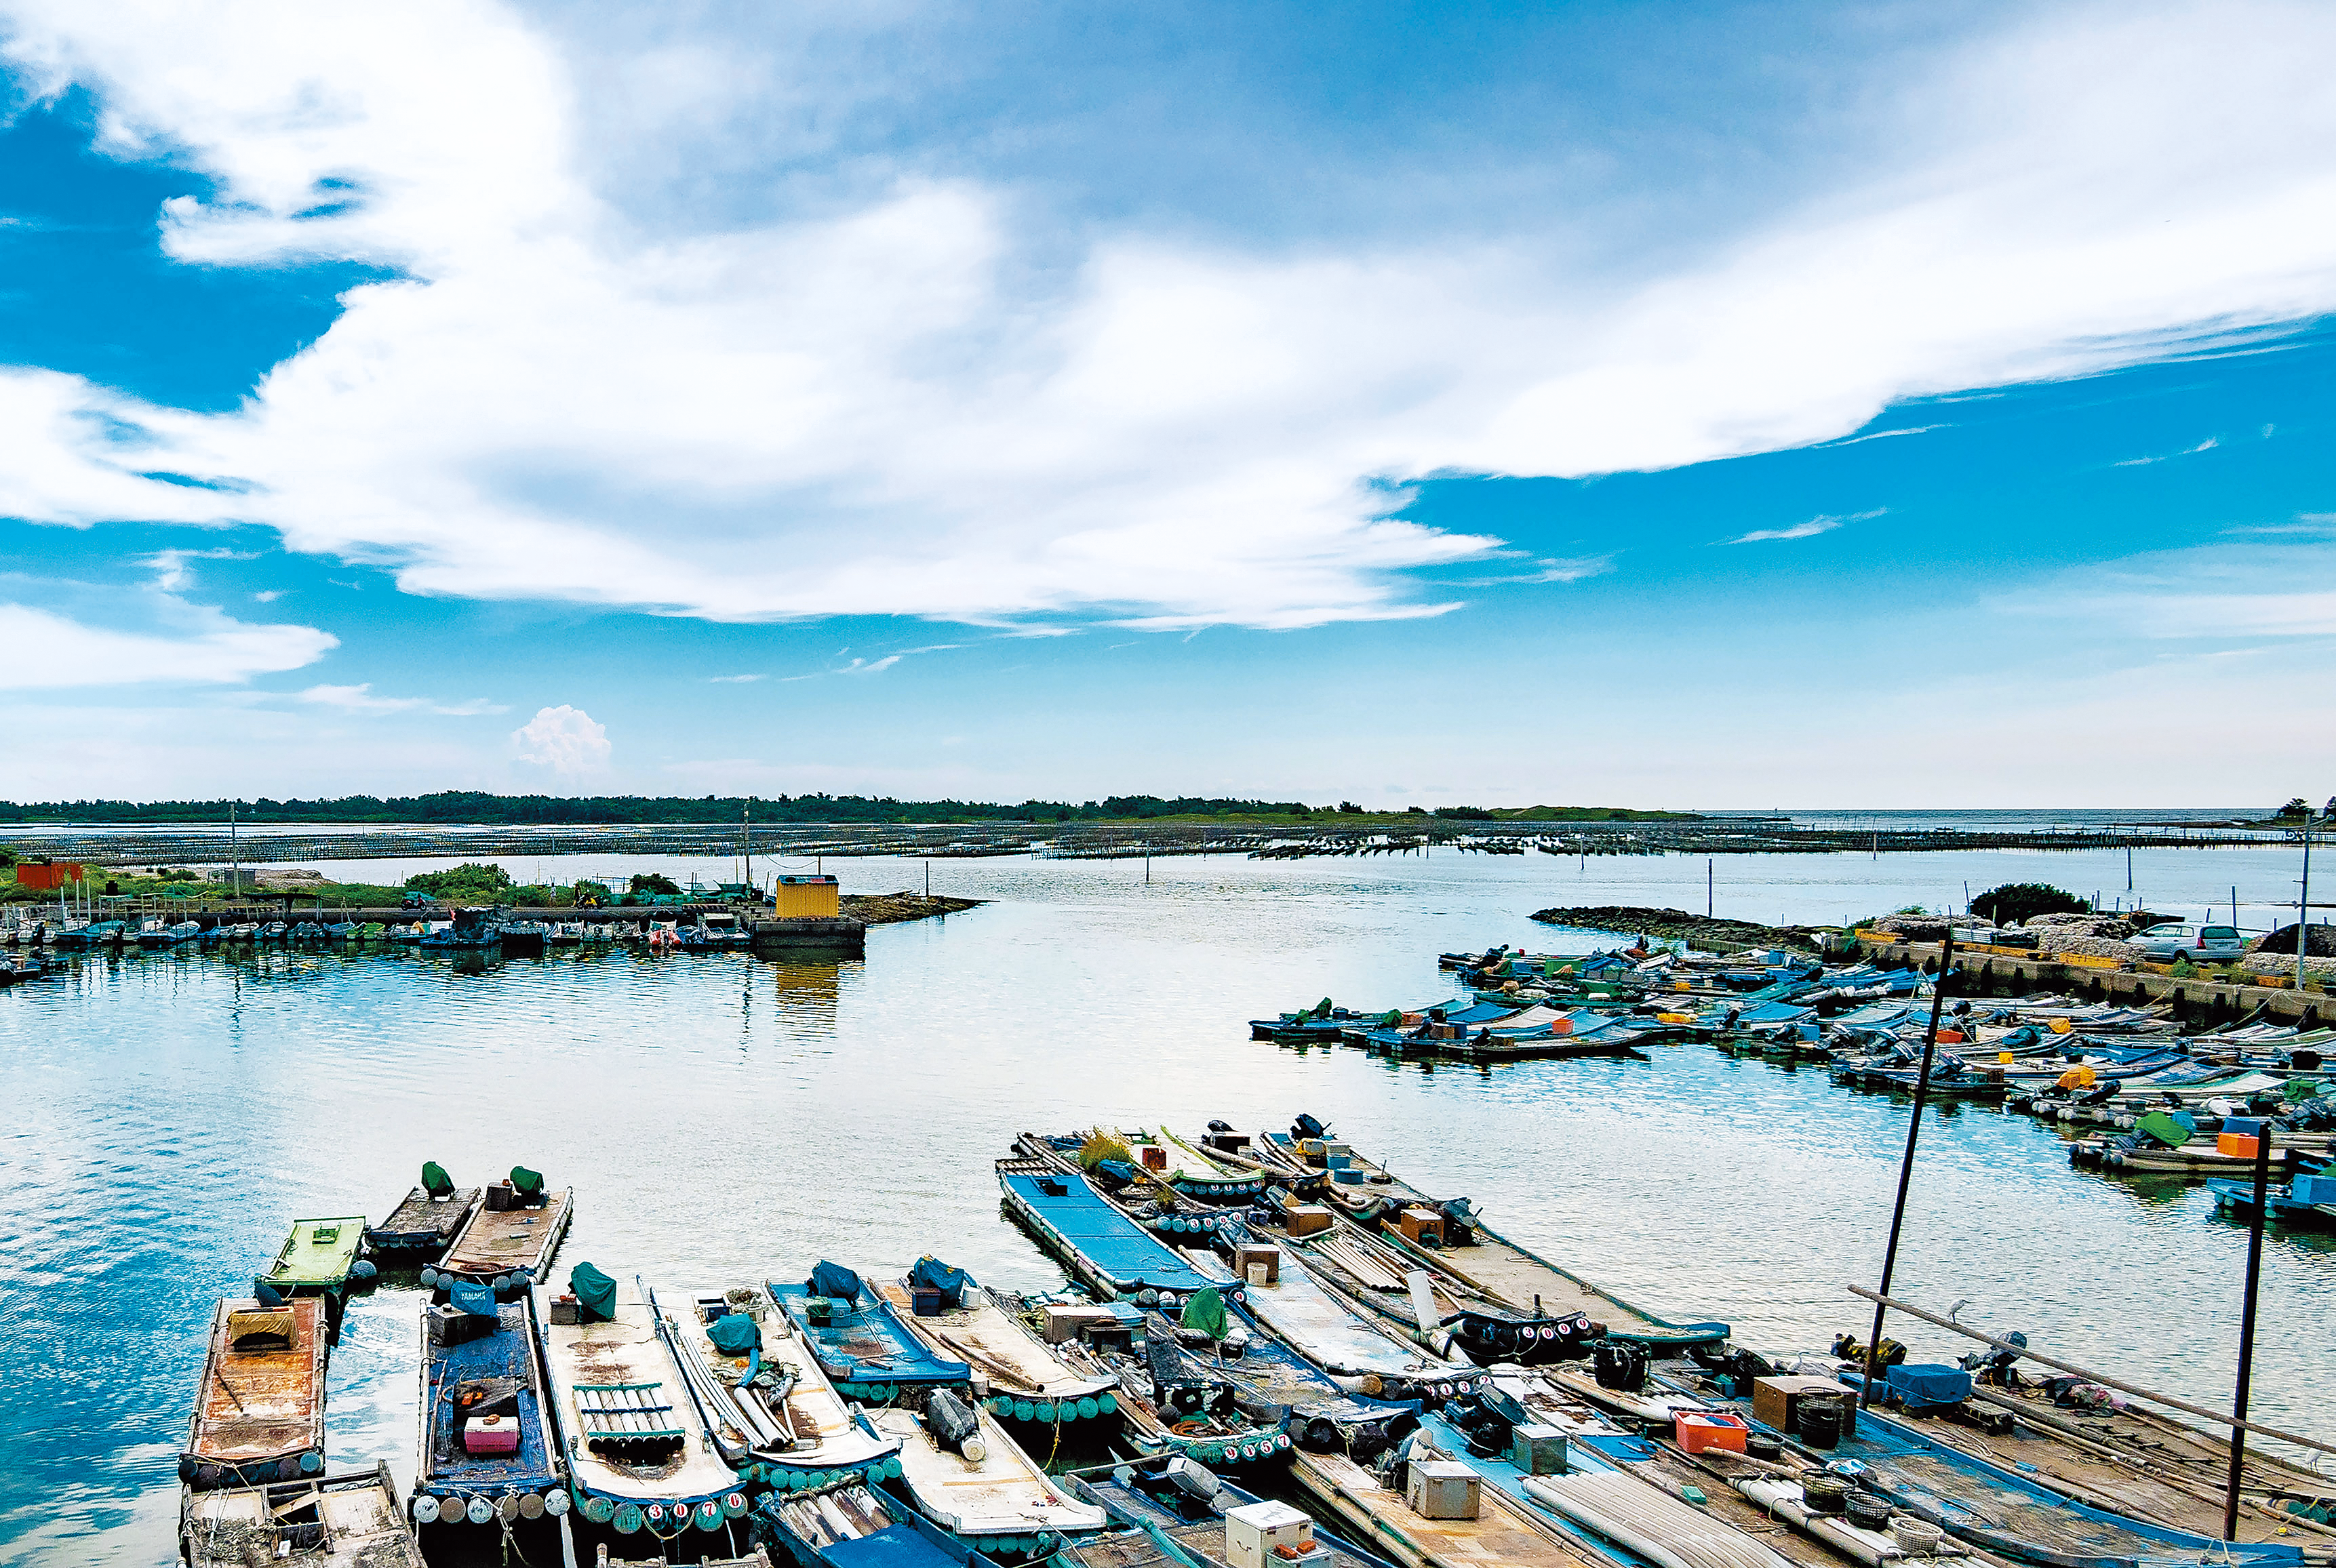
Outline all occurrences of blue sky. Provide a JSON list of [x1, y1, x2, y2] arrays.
[[0, 1, 2331, 807]]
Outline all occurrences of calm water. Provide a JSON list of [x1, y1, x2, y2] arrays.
[[3, 845, 2331, 1566]]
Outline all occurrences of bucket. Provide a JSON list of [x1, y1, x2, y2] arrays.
[[1846, 1493, 1893, 1531], [1745, 1433, 1785, 1462], [1247, 1263, 1270, 1287], [1801, 1477, 1848, 1516], [1797, 1399, 1845, 1450], [1890, 1518, 1943, 1554]]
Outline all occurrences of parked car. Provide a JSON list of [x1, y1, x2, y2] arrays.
[[2129, 921, 2249, 961]]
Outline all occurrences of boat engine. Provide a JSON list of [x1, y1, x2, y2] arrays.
[[1591, 1340, 1648, 1392]]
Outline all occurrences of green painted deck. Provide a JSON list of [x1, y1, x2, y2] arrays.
[[258, 1216, 367, 1291]]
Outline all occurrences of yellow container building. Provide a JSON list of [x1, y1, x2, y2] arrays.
[[773, 875, 840, 919]]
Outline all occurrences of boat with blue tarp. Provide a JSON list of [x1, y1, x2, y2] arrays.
[[412, 1281, 569, 1531], [772, 1262, 974, 1404], [754, 1480, 1000, 1568], [995, 1157, 1227, 1313], [657, 1280, 903, 1490]]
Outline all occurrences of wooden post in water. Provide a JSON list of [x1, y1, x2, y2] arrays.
[[2225, 1127, 2274, 1539], [1706, 858, 1714, 918], [1862, 930, 1956, 1406]]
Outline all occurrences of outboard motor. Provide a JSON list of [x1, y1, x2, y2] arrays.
[[1291, 1113, 1330, 1142], [1438, 1198, 1477, 1246], [1592, 1340, 1648, 1393]]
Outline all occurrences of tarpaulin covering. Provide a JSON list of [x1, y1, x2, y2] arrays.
[[570, 1262, 617, 1323], [708, 1312, 760, 1356], [909, 1257, 970, 1304], [1179, 1287, 1228, 1341], [1886, 1363, 1975, 1407], [450, 1279, 499, 1319], [810, 1261, 864, 1302], [507, 1165, 545, 1199], [422, 1161, 454, 1197], [2138, 1110, 2194, 1148]]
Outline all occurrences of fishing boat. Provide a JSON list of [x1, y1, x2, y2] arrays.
[[874, 1260, 1123, 1436], [366, 1164, 483, 1266], [254, 1216, 376, 1323], [1062, 1453, 1404, 1568], [995, 1157, 1229, 1314], [427, 1168, 572, 1295], [1035, 1298, 1296, 1470], [1225, 1123, 1728, 1351], [180, 1463, 425, 1568], [1287, 1444, 1603, 1568], [180, 1296, 329, 1489], [770, 1262, 974, 1404], [536, 1268, 751, 1537], [549, 921, 585, 946], [1153, 1285, 1423, 1462], [867, 1401, 1109, 1560], [655, 1280, 903, 1489], [412, 1283, 570, 1530], [753, 1481, 995, 1568]]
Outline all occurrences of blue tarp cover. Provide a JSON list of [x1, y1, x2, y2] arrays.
[[997, 1171, 1219, 1292], [449, 1280, 498, 1319], [810, 1261, 864, 1302], [708, 1312, 760, 1356], [1886, 1363, 1975, 1407], [825, 1526, 964, 1568], [909, 1257, 970, 1303]]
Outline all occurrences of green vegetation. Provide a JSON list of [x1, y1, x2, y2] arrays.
[[402, 862, 515, 898], [628, 872, 682, 896], [0, 791, 1703, 826], [1970, 882, 2090, 925]]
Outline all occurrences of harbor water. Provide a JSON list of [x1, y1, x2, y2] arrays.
[[3, 843, 2331, 1565]]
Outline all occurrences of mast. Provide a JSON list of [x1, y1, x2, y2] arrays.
[[741, 799, 751, 896]]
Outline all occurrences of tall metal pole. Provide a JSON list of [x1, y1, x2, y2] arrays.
[[742, 799, 751, 894], [1863, 931, 1957, 1406], [2298, 819, 2315, 990], [230, 801, 239, 899], [2224, 1126, 2274, 1539], [1707, 858, 1714, 918]]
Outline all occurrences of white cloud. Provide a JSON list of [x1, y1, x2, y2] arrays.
[[707, 672, 764, 683], [2113, 436, 2221, 466], [1, 1, 2335, 629], [1728, 508, 1883, 545], [0, 601, 336, 689], [511, 704, 611, 774], [143, 546, 256, 590], [298, 682, 505, 715]]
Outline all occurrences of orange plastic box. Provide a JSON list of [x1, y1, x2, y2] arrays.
[[1676, 1411, 1750, 1455], [2218, 1132, 2261, 1159]]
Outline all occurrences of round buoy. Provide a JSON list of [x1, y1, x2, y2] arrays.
[[1012, 1399, 1035, 1422], [277, 1457, 304, 1481], [300, 1450, 323, 1473], [195, 1464, 223, 1489], [496, 1494, 521, 1523], [1096, 1392, 1117, 1415], [614, 1502, 643, 1534], [413, 1495, 441, 1525], [519, 1492, 545, 1520], [1073, 1397, 1098, 1421], [545, 1490, 570, 1517], [420, 1267, 441, 1289], [882, 1456, 904, 1480], [696, 1500, 723, 1531], [1135, 1289, 1158, 1307], [723, 1492, 748, 1517], [466, 1495, 494, 1525], [1035, 1401, 1056, 1423], [583, 1495, 614, 1523]]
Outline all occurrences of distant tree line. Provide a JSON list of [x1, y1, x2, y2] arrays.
[[0, 791, 1346, 825]]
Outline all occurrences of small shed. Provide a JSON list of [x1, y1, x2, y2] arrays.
[[773, 875, 840, 919]]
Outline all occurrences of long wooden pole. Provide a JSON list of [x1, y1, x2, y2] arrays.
[[1861, 931, 1956, 1406], [1847, 1286, 2336, 1458], [2225, 1127, 2274, 1537]]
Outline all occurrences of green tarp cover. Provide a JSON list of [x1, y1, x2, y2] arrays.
[[570, 1262, 618, 1323], [2137, 1110, 2194, 1148], [707, 1312, 760, 1356], [2287, 1079, 2323, 1102], [1179, 1286, 1228, 1341], [421, 1161, 454, 1197], [509, 1165, 545, 1197]]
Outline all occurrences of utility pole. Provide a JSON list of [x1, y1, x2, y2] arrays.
[[2299, 815, 2317, 989], [741, 799, 751, 895], [230, 801, 240, 900], [1707, 858, 1714, 918]]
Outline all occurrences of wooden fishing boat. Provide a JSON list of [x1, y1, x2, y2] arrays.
[[1288, 1446, 1606, 1568], [1155, 1289, 1423, 1461], [1032, 1302, 1295, 1470], [1677, 1367, 2311, 1568], [1223, 1126, 1728, 1351], [255, 1216, 375, 1312], [874, 1262, 1122, 1434], [180, 1462, 424, 1567], [430, 1175, 572, 1294], [537, 1272, 751, 1537], [601, 1548, 772, 1567], [995, 1158, 1227, 1312], [1063, 1455, 1404, 1568], [656, 1281, 903, 1490], [770, 1262, 972, 1403], [412, 1286, 569, 1531], [754, 1482, 995, 1568], [365, 1167, 482, 1265], [180, 1296, 328, 1489], [869, 1402, 1109, 1559]]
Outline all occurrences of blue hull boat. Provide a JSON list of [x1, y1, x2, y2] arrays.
[[995, 1159, 1229, 1313], [770, 1263, 972, 1405], [755, 1482, 1001, 1568], [413, 1291, 569, 1529]]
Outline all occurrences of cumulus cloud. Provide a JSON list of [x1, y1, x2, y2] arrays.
[[2, 1, 2335, 628], [0, 601, 336, 688], [511, 704, 611, 774], [298, 683, 504, 715]]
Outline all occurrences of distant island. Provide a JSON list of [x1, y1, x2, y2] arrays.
[[0, 792, 1707, 827]]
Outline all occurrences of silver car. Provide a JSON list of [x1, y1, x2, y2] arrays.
[[2129, 922, 2249, 961]]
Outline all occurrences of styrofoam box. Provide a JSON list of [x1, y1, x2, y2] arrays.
[[1225, 1500, 1313, 1568]]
